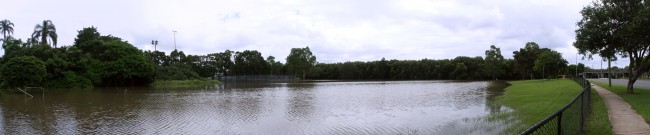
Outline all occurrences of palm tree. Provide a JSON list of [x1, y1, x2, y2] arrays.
[[32, 20, 58, 47], [0, 19, 14, 42]]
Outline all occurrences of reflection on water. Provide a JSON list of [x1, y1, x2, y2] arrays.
[[0, 81, 514, 134]]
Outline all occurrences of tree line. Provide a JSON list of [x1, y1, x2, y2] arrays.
[[0, 19, 582, 88], [140, 41, 581, 81], [1, 25, 155, 88], [0, 19, 320, 88], [141, 46, 315, 81], [307, 43, 580, 80]]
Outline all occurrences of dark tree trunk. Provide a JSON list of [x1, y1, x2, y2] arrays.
[[627, 52, 636, 94], [628, 75, 638, 94], [627, 65, 650, 94]]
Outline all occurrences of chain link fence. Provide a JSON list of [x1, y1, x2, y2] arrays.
[[219, 75, 295, 83], [520, 77, 591, 135]]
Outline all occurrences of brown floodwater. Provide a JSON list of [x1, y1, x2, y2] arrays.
[[0, 80, 515, 134]]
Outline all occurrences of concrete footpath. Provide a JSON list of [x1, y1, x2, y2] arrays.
[[592, 84, 650, 135]]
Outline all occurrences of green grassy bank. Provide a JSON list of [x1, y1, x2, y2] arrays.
[[592, 82, 650, 124], [501, 79, 583, 125], [150, 79, 220, 88], [586, 88, 613, 134], [500, 79, 611, 134]]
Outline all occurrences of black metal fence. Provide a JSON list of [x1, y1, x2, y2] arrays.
[[520, 77, 591, 135]]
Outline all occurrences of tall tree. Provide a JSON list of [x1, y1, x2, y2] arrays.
[[267, 56, 284, 75], [144, 50, 168, 66], [484, 45, 505, 80], [574, 0, 649, 93], [533, 50, 568, 79], [0, 19, 14, 42], [233, 50, 268, 75], [208, 50, 234, 75], [513, 42, 546, 79], [564, 63, 586, 76], [169, 49, 186, 64], [32, 20, 58, 47], [74, 26, 100, 49], [286, 47, 317, 79], [71, 27, 155, 86]]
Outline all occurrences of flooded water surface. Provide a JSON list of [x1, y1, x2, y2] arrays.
[[0, 81, 514, 134]]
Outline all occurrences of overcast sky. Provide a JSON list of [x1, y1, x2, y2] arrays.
[[0, 0, 626, 69]]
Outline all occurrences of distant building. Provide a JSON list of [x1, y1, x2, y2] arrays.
[[582, 69, 628, 79]]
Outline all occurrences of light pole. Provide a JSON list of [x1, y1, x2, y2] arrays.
[[172, 30, 178, 50], [151, 40, 158, 51]]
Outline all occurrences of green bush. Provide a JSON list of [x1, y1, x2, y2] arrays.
[[0, 56, 47, 88], [155, 64, 202, 80], [44, 71, 93, 88]]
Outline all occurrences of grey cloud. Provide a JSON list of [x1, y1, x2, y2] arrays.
[[1, 0, 598, 66]]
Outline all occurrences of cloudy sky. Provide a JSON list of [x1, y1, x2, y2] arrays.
[[0, 0, 626, 69]]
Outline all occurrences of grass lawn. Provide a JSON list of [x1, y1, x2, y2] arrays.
[[151, 79, 220, 88], [500, 79, 583, 126], [500, 79, 611, 134], [592, 82, 650, 125], [586, 88, 613, 134]]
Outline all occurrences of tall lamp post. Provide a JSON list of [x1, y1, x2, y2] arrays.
[[151, 40, 158, 51], [172, 30, 178, 50]]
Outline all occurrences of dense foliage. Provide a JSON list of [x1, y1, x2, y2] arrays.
[[310, 57, 512, 80], [286, 47, 316, 79], [533, 49, 568, 79], [1, 26, 155, 88], [484, 45, 505, 80], [308, 58, 483, 80], [233, 50, 268, 75], [574, 0, 650, 93], [0, 19, 579, 88], [0, 56, 46, 88], [306, 45, 576, 80], [147, 37, 576, 82], [513, 42, 550, 80]]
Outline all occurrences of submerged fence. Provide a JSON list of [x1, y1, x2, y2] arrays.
[[520, 77, 591, 135], [219, 75, 295, 82]]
